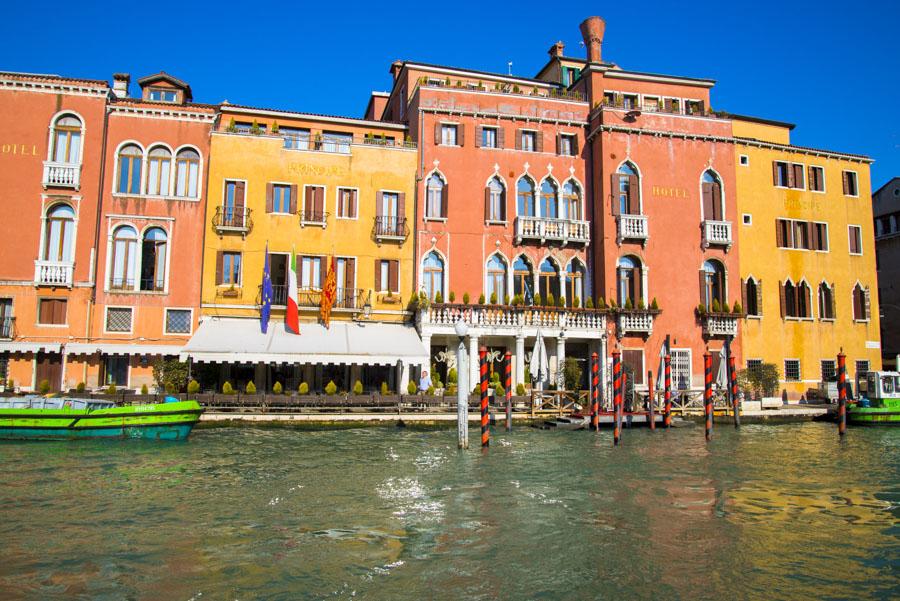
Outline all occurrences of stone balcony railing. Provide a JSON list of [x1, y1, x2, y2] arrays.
[[702, 220, 733, 250], [34, 260, 74, 287], [418, 303, 607, 337], [42, 161, 81, 189], [615, 310, 657, 336], [701, 312, 740, 337], [616, 214, 648, 244], [514, 216, 589, 246]]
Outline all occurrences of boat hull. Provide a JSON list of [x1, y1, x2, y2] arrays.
[[847, 408, 900, 426]]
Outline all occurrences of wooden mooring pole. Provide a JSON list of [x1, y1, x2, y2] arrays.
[[704, 351, 713, 442], [664, 352, 672, 428], [647, 370, 656, 431], [590, 352, 600, 431], [837, 349, 847, 437], [504, 351, 512, 432], [729, 353, 740, 428], [480, 347, 489, 448], [612, 349, 622, 446]]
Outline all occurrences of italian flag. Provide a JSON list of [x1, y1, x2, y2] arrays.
[[285, 250, 300, 334]]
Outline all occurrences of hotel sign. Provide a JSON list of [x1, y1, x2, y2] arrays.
[[1, 143, 38, 156], [651, 185, 689, 199], [287, 163, 347, 178]]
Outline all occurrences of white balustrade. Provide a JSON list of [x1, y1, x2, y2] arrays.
[[34, 260, 74, 287], [42, 162, 81, 189], [702, 220, 732, 248], [616, 311, 654, 335], [617, 214, 648, 243], [515, 216, 590, 245], [419, 304, 605, 334], [703, 314, 739, 337]]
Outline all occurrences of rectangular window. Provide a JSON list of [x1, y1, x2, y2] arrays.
[[793, 221, 810, 250], [481, 127, 497, 148], [149, 89, 177, 102], [791, 163, 805, 189], [521, 131, 536, 152], [843, 170, 859, 196], [336, 188, 357, 219], [38, 299, 66, 325], [773, 161, 790, 187], [777, 218, 793, 248], [739, 155, 749, 166], [321, 131, 352, 153], [165, 309, 192, 334], [784, 359, 801, 382], [300, 256, 322, 290], [813, 222, 829, 251], [281, 127, 310, 150], [747, 359, 762, 377], [234, 122, 266, 134], [622, 349, 645, 386], [106, 307, 133, 333], [821, 360, 837, 382], [671, 349, 692, 391], [622, 94, 638, 110], [101, 355, 129, 386], [378, 260, 390, 292], [0, 298, 12, 338], [272, 184, 291, 213], [808, 166, 825, 192], [848, 225, 862, 255], [855, 360, 870, 377], [559, 134, 576, 156], [302, 186, 326, 222], [220, 252, 241, 285], [441, 124, 458, 146]]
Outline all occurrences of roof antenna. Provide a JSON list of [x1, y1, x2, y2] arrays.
[[507, 61, 513, 75]]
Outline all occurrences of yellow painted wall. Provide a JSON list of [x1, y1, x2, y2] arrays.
[[735, 125, 881, 396], [202, 130, 417, 324], [732, 119, 792, 145]]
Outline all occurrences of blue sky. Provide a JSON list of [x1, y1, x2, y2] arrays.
[[6, 0, 898, 189]]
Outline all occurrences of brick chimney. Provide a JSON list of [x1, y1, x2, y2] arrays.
[[112, 73, 130, 99], [389, 61, 403, 81], [548, 41, 565, 58], [579, 16, 605, 63]]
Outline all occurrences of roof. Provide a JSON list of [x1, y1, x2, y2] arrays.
[[0, 70, 108, 88], [734, 136, 872, 161], [137, 71, 190, 89], [220, 103, 408, 130], [873, 177, 900, 198], [399, 60, 559, 88], [726, 112, 796, 131]]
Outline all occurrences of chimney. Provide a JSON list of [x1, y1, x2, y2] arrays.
[[389, 61, 403, 81], [548, 41, 565, 58], [579, 16, 605, 63], [112, 73, 130, 99]]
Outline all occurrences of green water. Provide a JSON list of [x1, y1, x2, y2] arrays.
[[0, 423, 897, 600]]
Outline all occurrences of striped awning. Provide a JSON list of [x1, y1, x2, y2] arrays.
[[0, 342, 62, 354]]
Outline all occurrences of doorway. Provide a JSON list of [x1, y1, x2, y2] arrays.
[[35, 351, 62, 392]]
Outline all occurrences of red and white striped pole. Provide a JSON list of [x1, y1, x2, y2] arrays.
[[504, 351, 512, 432], [704, 351, 713, 442], [591, 352, 599, 431], [647, 369, 655, 431], [612, 349, 622, 446], [729, 354, 740, 428], [664, 353, 672, 428], [480, 347, 490, 448], [837, 349, 847, 437]]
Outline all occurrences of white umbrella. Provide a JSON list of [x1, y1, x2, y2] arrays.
[[655, 338, 669, 392], [715, 345, 728, 389], [530, 329, 549, 389]]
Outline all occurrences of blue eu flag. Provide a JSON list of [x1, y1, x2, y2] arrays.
[[261, 243, 273, 334]]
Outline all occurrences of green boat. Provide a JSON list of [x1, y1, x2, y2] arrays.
[[0, 396, 203, 440], [848, 371, 900, 425]]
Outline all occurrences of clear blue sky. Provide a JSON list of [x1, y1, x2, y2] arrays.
[[6, 0, 898, 190]]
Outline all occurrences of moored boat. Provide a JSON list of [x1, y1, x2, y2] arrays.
[[0, 396, 203, 440], [848, 371, 900, 426]]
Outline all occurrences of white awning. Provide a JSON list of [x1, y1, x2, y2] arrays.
[[181, 317, 429, 365], [0, 342, 62, 354], [64, 343, 182, 356]]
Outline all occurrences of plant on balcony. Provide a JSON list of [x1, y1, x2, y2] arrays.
[[353, 380, 363, 395], [271, 121, 280, 134], [513, 84, 521, 94], [405, 135, 412, 145], [76, 381, 86, 392], [696, 303, 707, 315], [490, 292, 498, 304], [516, 383, 526, 395], [476, 293, 484, 304], [106, 384, 117, 395], [608, 298, 617, 310], [225, 118, 237, 133], [532, 86, 538, 95], [533, 293, 542, 307], [314, 132, 322, 148], [503, 294, 510, 305], [573, 296, 580, 309], [585, 297, 594, 309], [463, 292, 470, 305], [298, 382, 309, 394], [556, 295, 565, 308], [222, 381, 235, 395], [246, 381, 257, 394], [445, 77, 451, 86], [381, 382, 389, 395], [447, 367, 458, 387], [711, 299, 721, 313], [38, 379, 50, 394], [494, 382, 505, 397], [273, 381, 283, 394], [223, 284, 239, 297], [188, 380, 200, 394], [547, 293, 555, 307], [426, 385, 435, 395], [434, 290, 443, 304], [733, 301, 743, 314], [637, 298, 646, 310], [407, 381, 417, 395], [418, 291, 430, 310], [250, 120, 261, 135], [141, 384, 149, 394], [651, 298, 659, 311], [325, 380, 337, 395], [624, 298, 633, 310], [449, 291, 456, 303]]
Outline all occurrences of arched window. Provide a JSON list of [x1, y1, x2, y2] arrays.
[[486, 177, 505, 222], [426, 174, 445, 219], [563, 180, 581, 220], [43, 204, 75, 262], [818, 282, 835, 320], [617, 256, 642, 307], [110, 225, 138, 289], [422, 252, 444, 300], [565, 259, 585, 307], [538, 258, 560, 302], [614, 162, 639, 215], [540, 179, 558, 218], [517, 177, 536, 217], [174, 148, 201, 198], [140, 227, 168, 291], [117, 144, 143, 194], [50, 115, 82, 164], [485, 254, 507, 302], [852, 283, 869, 321], [701, 260, 726, 309], [797, 281, 811, 318], [146, 146, 171, 196], [782, 280, 811, 318], [513, 256, 534, 304], [745, 277, 761, 316], [701, 170, 724, 221]]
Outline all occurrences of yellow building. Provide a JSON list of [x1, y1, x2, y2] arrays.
[[733, 117, 881, 397], [183, 106, 427, 393]]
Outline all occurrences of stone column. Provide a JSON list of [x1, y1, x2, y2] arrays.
[[557, 335, 566, 389], [397, 361, 409, 394], [468, 334, 480, 394], [515, 334, 526, 387]]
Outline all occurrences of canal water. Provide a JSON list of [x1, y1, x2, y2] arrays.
[[0, 423, 897, 600]]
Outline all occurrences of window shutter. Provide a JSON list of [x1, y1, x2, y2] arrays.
[[434, 122, 442, 146], [572, 135, 579, 155], [266, 183, 274, 213], [793, 164, 804, 188], [697, 100, 706, 114], [776, 219, 784, 247], [786, 164, 795, 188], [842, 171, 850, 195], [779, 281, 786, 318], [772, 162, 779, 186], [441, 182, 449, 217], [556, 133, 562, 155], [375, 191, 384, 217], [304, 186, 313, 214], [701, 183, 714, 221], [389, 260, 399, 292], [808, 166, 816, 191], [830, 283, 836, 318], [397, 192, 405, 222], [458, 124, 465, 146], [627, 175, 638, 214], [757, 280, 764, 316], [711, 184, 722, 220], [234, 181, 245, 210], [515, 129, 522, 151], [634, 267, 642, 304], [374, 260, 381, 291], [610, 174, 621, 216], [811, 222, 820, 250], [699, 270, 707, 306], [864, 286, 871, 320], [484, 186, 491, 221], [741, 278, 747, 311], [215, 251, 223, 284], [475, 125, 482, 148], [289, 185, 298, 213], [664, 98, 673, 112], [345, 258, 355, 291], [351, 189, 358, 217], [497, 127, 505, 149], [315, 187, 324, 215], [535, 132, 544, 153]]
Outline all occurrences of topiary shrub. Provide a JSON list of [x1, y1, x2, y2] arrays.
[[141, 384, 149, 395], [473, 383, 480, 395], [353, 380, 363, 395], [187, 380, 200, 394], [271, 120, 279, 134], [697, 304, 707, 315], [446, 385, 457, 395], [597, 297, 607, 309], [165, 383, 175, 394], [222, 381, 234, 395], [449, 291, 456, 303], [38, 379, 51, 394], [106, 384, 117, 395], [556, 295, 564, 308], [494, 383, 505, 397], [573, 296, 581, 309], [516, 383, 526, 395], [434, 290, 443, 304], [76, 381, 86, 392], [651, 298, 659, 311], [426, 385, 435, 395], [250, 119, 261, 135], [298, 382, 309, 394], [273, 381, 283, 394], [325, 380, 337, 395], [733, 301, 743, 314], [637, 298, 646, 310], [478, 293, 486, 304], [245, 381, 256, 394], [490, 292, 498, 304], [624, 298, 633, 310], [533, 293, 542, 307], [381, 382, 389, 395], [711, 299, 721, 313], [407, 381, 417, 395], [545, 293, 554, 307], [463, 292, 470, 305], [447, 367, 458, 385], [225, 117, 237, 132]]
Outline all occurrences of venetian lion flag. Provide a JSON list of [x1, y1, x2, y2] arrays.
[[319, 255, 337, 329], [285, 249, 300, 335]]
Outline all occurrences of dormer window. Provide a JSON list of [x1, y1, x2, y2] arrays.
[[148, 88, 177, 103]]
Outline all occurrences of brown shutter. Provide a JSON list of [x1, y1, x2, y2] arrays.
[[700, 270, 707, 306], [572, 134, 579, 155], [793, 164, 804, 188], [234, 181, 245, 210], [434, 122, 442, 145], [627, 175, 638, 214], [556, 133, 562, 155], [374, 260, 381, 291], [515, 129, 522, 150], [776, 219, 784, 247], [711, 184, 722, 220], [397, 192, 405, 221], [345, 258, 355, 291], [497, 126, 505, 149], [634, 267, 642, 305], [389, 260, 399, 292], [779, 281, 786, 318], [215, 251, 223, 284], [441, 182, 449, 217], [316, 187, 324, 215], [458, 124, 465, 146], [475, 125, 482, 148], [772, 162, 779, 186], [702, 183, 714, 221], [610, 174, 621, 216], [664, 98, 673, 112], [786, 163, 795, 188], [535, 132, 544, 153], [289, 184, 298, 214], [266, 183, 274, 213], [351, 189, 358, 218], [741, 278, 747, 311], [757, 280, 764, 316], [304, 186, 313, 214], [842, 171, 850, 195], [484, 186, 491, 220], [864, 286, 871, 320], [811, 222, 820, 250], [375, 191, 384, 217], [808, 166, 816, 191], [803, 221, 812, 249]]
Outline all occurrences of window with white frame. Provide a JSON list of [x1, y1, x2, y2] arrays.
[[219, 251, 241, 285], [855, 360, 870, 377], [139, 227, 167, 292], [440, 124, 458, 146], [50, 115, 82, 164], [808, 166, 825, 192], [486, 177, 505, 222], [165, 309, 192, 334], [300, 256, 322, 290], [426, 174, 446, 219], [42, 204, 76, 263], [110, 225, 138, 290], [520, 130, 536, 152], [481, 126, 497, 149], [842, 170, 859, 196], [671, 349, 691, 390], [117, 144, 143, 194], [485, 254, 507, 303], [174, 149, 200, 197], [106, 307, 133, 333], [784, 359, 801, 382], [848, 225, 862, 254], [337, 188, 357, 219], [820, 359, 837, 382], [563, 180, 581, 220], [149, 88, 177, 102], [272, 184, 291, 213], [146, 146, 171, 196], [558, 134, 576, 156]]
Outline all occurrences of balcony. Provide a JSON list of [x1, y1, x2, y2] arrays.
[[299, 210, 328, 228], [702, 220, 733, 250], [212, 207, 252, 235], [514, 216, 590, 246], [702, 313, 739, 337], [34, 260, 74, 287], [42, 161, 81, 189], [258, 285, 369, 310], [616, 214, 648, 245], [373, 216, 409, 243], [0, 316, 13, 339], [616, 310, 656, 337], [418, 303, 607, 339]]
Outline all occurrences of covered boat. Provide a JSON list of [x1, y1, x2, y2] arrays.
[[0, 396, 203, 440], [849, 371, 900, 425]]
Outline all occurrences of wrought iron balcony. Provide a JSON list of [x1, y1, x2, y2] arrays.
[[212, 206, 252, 235], [299, 210, 328, 227], [701, 312, 739, 337], [616, 214, 648, 244], [42, 161, 81, 189], [258, 285, 368, 310], [34, 260, 74, 287], [373, 216, 409, 242], [616, 310, 656, 336], [702, 220, 733, 250], [514, 216, 589, 245]]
